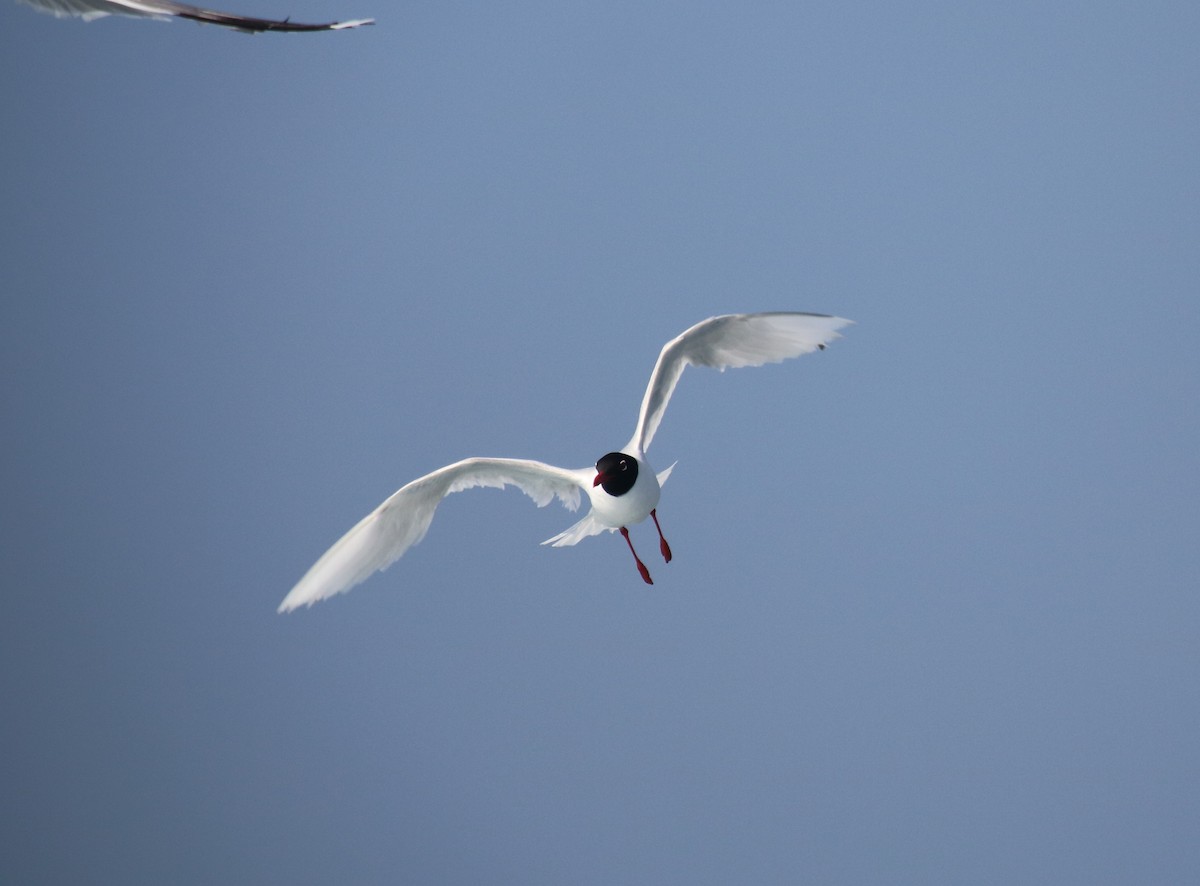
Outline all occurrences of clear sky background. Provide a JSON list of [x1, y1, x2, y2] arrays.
[[2, 2, 1197, 883]]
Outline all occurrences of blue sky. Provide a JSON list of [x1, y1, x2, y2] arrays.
[[2, 2, 1197, 883]]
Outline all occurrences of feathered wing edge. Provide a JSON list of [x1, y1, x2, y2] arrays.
[[279, 458, 587, 612], [18, 0, 116, 20], [541, 462, 677, 547], [19, 0, 373, 31], [632, 312, 853, 453]]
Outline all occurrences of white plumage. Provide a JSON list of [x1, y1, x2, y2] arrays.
[[279, 312, 851, 611]]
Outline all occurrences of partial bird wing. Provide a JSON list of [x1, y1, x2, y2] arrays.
[[18, 0, 373, 31], [541, 513, 607, 548], [631, 312, 853, 453], [280, 458, 588, 611]]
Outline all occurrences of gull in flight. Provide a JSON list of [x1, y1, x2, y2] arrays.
[[17, 0, 372, 32], [280, 312, 852, 611]]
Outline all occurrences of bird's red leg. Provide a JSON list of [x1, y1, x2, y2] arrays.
[[650, 509, 672, 563], [620, 527, 653, 585]]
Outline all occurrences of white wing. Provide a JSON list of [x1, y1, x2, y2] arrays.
[[541, 462, 676, 547], [279, 458, 589, 612], [631, 312, 853, 453], [540, 513, 606, 548], [18, 0, 372, 31]]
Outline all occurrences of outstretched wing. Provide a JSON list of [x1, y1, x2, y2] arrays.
[[19, 0, 373, 31], [631, 312, 853, 453], [280, 458, 588, 612]]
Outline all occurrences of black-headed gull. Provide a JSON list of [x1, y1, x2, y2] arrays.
[[17, 0, 372, 32], [279, 312, 851, 611]]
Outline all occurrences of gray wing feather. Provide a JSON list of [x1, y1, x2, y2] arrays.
[[18, 0, 373, 31]]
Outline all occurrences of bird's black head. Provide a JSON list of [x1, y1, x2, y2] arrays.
[[593, 451, 639, 496]]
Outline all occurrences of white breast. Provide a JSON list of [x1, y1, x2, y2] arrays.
[[586, 455, 661, 528]]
